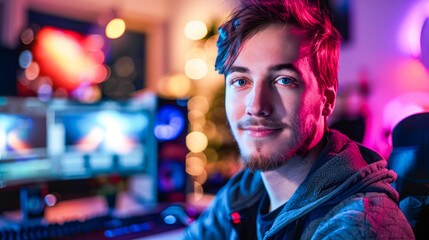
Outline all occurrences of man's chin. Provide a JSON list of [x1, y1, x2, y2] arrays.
[[240, 152, 288, 171]]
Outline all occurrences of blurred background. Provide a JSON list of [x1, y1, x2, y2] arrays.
[[0, 0, 429, 238]]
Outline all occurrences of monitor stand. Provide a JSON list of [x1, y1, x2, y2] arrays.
[[20, 186, 46, 221]]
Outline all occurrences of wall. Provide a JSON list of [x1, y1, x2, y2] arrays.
[[3, 0, 429, 157], [339, 0, 429, 157]]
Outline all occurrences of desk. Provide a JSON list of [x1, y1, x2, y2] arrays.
[[0, 193, 212, 239]]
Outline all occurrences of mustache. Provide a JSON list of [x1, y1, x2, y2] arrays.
[[237, 117, 289, 129]]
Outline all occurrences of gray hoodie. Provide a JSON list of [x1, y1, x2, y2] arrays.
[[184, 130, 414, 239]]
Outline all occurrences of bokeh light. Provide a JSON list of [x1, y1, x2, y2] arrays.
[[185, 58, 208, 80], [44, 194, 58, 207], [167, 74, 191, 98], [186, 131, 208, 153], [185, 47, 207, 61], [84, 34, 104, 51], [114, 56, 135, 77], [158, 74, 192, 98], [184, 20, 208, 40], [37, 83, 53, 102], [154, 105, 185, 141], [19, 50, 33, 69], [106, 18, 126, 39], [193, 182, 204, 201], [25, 61, 40, 81], [21, 28, 34, 45], [188, 110, 206, 127], [72, 84, 102, 103], [187, 96, 210, 114], [88, 50, 105, 65], [34, 27, 107, 90], [186, 152, 207, 176]]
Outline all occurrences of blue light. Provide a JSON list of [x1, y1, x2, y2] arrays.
[[19, 50, 32, 69], [129, 222, 152, 232], [154, 105, 185, 141], [164, 215, 177, 225], [104, 226, 130, 238], [176, 98, 188, 107]]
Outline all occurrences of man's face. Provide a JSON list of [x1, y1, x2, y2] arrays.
[[225, 24, 328, 171]]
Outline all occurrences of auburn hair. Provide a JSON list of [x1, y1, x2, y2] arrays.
[[215, 0, 341, 92]]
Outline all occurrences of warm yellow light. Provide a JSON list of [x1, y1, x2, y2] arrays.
[[193, 182, 204, 201], [194, 169, 207, 185], [184, 20, 208, 40], [168, 74, 192, 98], [185, 47, 207, 61], [186, 152, 207, 164], [188, 110, 206, 127], [185, 58, 207, 80], [186, 153, 207, 176], [158, 74, 192, 98], [186, 131, 208, 153], [106, 18, 126, 39], [186, 162, 205, 176], [188, 96, 210, 114]]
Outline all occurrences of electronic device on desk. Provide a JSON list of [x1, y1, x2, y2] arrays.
[[0, 96, 194, 239], [155, 98, 189, 204], [0, 97, 50, 218]]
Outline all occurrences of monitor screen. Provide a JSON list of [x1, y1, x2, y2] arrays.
[[0, 97, 52, 186], [49, 99, 157, 179], [0, 97, 157, 190]]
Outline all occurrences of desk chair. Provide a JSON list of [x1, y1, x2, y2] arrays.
[[388, 112, 429, 239]]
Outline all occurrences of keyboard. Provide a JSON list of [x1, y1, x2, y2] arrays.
[[0, 211, 185, 240]]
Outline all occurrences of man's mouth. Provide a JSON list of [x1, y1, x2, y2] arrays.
[[241, 126, 283, 138]]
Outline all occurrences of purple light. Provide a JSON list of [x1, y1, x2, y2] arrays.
[[44, 194, 57, 207], [37, 83, 53, 102], [398, 1, 429, 56]]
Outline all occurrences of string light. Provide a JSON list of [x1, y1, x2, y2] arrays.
[[106, 18, 126, 39], [184, 20, 208, 40]]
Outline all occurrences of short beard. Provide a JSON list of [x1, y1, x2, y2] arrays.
[[239, 118, 318, 172]]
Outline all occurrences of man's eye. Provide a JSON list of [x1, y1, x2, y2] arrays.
[[277, 77, 293, 85], [232, 79, 247, 86]]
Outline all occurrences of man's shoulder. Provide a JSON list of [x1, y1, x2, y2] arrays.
[[212, 168, 265, 211], [310, 192, 414, 239]]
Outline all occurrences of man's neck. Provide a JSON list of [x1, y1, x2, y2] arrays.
[[260, 135, 326, 212]]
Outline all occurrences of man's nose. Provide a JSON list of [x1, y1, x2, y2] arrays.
[[245, 83, 272, 117]]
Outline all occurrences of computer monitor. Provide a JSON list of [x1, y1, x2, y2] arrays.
[[0, 97, 51, 187], [0, 96, 158, 212], [49, 99, 156, 179]]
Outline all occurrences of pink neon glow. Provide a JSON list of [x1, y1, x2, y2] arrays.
[[393, 59, 429, 91], [398, 1, 429, 56], [383, 92, 429, 134]]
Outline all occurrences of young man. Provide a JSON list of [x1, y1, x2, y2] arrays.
[[184, 0, 413, 239]]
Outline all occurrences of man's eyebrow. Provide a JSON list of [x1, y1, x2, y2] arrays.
[[268, 63, 299, 73], [225, 63, 299, 75], [226, 66, 249, 75]]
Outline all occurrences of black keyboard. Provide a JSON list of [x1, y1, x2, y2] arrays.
[[0, 212, 185, 240]]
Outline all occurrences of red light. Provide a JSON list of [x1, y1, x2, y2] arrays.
[[33, 27, 106, 91]]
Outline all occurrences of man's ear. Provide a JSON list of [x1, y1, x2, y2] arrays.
[[322, 87, 336, 117]]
